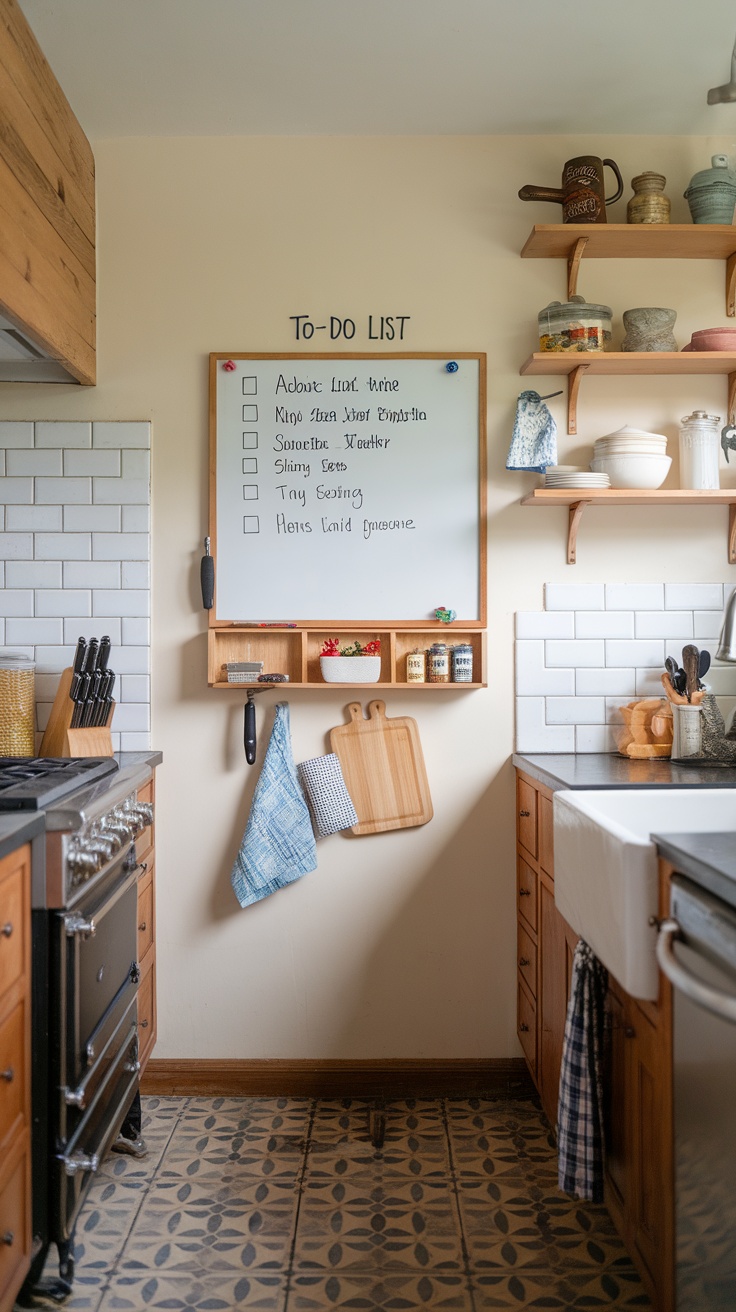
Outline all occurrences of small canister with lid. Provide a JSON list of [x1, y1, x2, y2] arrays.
[[427, 642, 451, 683], [679, 410, 721, 490], [406, 649, 426, 683], [451, 643, 474, 683], [0, 650, 35, 756], [538, 295, 612, 353]]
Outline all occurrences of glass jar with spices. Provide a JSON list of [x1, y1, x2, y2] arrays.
[[0, 650, 35, 756], [451, 643, 474, 683], [427, 643, 451, 683], [406, 649, 426, 683]]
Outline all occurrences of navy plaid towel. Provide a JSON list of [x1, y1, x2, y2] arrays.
[[557, 939, 608, 1203]]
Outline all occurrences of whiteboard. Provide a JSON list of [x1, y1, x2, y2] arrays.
[[210, 353, 486, 624]]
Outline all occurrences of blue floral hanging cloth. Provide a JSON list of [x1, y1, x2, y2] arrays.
[[506, 389, 558, 472], [231, 702, 317, 908]]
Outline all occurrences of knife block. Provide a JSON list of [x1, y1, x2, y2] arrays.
[[39, 667, 115, 758]]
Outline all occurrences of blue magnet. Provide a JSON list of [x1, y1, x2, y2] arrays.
[[445, 361, 459, 373]]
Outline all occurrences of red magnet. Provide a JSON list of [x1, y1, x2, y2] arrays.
[[223, 360, 236, 372]]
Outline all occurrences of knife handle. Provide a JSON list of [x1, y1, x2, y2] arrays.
[[201, 537, 214, 610], [98, 635, 111, 672], [244, 699, 256, 765]]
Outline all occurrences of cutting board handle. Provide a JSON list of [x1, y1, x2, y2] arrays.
[[347, 702, 364, 724], [367, 700, 387, 722]]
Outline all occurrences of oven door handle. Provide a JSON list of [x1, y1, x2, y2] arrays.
[[656, 917, 736, 1022], [63, 864, 139, 939]]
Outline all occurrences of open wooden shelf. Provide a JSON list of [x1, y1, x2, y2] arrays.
[[520, 487, 736, 565], [207, 627, 487, 689]]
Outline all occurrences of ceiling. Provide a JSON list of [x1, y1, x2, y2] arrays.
[[17, 0, 736, 138]]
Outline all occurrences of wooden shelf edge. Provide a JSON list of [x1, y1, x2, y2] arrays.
[[210, 681, 487, 690], [520, 351, 736, 377], [520, 223, 736, 261]]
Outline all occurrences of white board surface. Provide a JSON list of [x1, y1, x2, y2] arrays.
[[211, 354, 484, 623]]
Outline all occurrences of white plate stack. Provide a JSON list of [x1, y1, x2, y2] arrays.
[[590, 425, 671, 488], [544, 465, 611, 489]]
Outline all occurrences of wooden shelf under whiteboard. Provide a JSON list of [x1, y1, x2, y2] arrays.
[[520, 487, 736, 565], [208, 627, 487, 689]]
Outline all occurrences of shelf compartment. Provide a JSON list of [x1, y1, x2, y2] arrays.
[[520, 488, 736, 565], [208, 628, 305, 687], [394, 630, 486, 686]]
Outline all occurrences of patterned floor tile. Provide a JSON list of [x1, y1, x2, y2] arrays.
[[118, 1176, 298, 1275], [311, 1098, 445, 1142], [158, 1127, 307, 1182], [472, 1264, 651, 1307], [178, 1096, 311, 1134], [287, 1271, 472, 1309], [96, 1272, 286, 1309], [293, 1175, 464, 1273], [32, 1267, 107, 1311], [307, 1133, 450, 1181]]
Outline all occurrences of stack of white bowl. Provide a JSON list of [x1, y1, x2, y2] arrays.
[[544, 465, 610, 489], [590, 425, 671, 489]]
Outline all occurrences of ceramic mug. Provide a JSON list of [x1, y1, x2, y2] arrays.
[[519, 155, 624, 224]]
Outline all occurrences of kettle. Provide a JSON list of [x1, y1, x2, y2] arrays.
[[519, 155, 624, 224]]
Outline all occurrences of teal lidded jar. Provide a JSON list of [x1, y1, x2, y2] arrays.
[[684, 155, 736, 224]]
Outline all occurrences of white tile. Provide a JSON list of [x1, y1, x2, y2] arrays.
[[92, 534, 149, 560], [0, 620, 4, 643], [664, 639, 701, 664], [35, 477, 91, 504], [110, 731, 121, 752], [113, 645, 150, 674], [605, 696, 632, 723], [64, 505, 121, 532], [635, 611, 693, 639], [545, 582, 604, 611], [32, 645, 75, 672], [515, 611, 574, 639], [35, 590, 91, 618], [515, 641, 574, 695], [93, 477, 148, 505], [6, 618, 63, 644], [64, 449, 121, 476], [0, 591, 33, 616], [63, 618, 122, 645], [119, 731, 151, 751], [93, 589, 149, 618], [92, 422, 150, 449], [34, 534, 91, 560], [575, 612, 634, 639], [576, 724, 618, 752], [121, 505, 150, 533], [693, 611, 725, 640], [121, 450, 150, 480], [35, 702, 52, 732], [0, 421, 33, 448], [665, 583, 724, 610], [35, 422, 91, 449], [606, 639, 664, 667], [576, 667, 637, 696], [121, 618, 150, 645], [120, 675, 150, 702], [35, 672, 63, 701], [546, 639, 605, 668], [63, 561, 120, 589], [0, 452, 4, 475], [515, 698, 575, 753], [1, 478, 33, 502], [635, 667, 667, 696], [112, 703, 150, 732], [6, 449, 62, 475], [699, 665, 736, 694], [605, 583, 664, 610], [121, 561, 150, 588], [1, 534, 33, 559], [545, 696, 606, 724], [6, 505, 62, 532]]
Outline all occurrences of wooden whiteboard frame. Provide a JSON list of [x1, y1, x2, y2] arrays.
[[208, 352, 487, 629]]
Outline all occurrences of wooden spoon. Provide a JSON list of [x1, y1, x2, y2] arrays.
[[682, 645, 700, 703]]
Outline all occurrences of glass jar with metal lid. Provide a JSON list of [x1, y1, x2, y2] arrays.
[[538, 295, 612, 353], [0, 650, 35, 756]]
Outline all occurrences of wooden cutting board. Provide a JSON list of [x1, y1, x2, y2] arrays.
[[329, 700, 433, 835]]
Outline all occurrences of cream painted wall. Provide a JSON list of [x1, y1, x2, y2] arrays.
[[3, 132, 736, 1058]]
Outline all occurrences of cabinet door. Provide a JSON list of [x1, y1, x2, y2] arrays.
[[604, 979, 631, 1225], [628, 998, 672, 1301], [516, 777, 538, 860], [538, 793, 554, 876], [539, 880, 578, 1129]]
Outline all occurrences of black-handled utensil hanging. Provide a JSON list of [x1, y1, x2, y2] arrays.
[[201, 536, 214, 610], [242, 686, 278, 765]]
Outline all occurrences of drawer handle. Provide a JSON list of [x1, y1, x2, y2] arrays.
[[140, 1019, 149, 1029], [0, 1067, 14, 1082], [1, 923, 12, 938], [518, 809, 531, 818], [3, 1230, 13, 1246], [519, 888, 531, 897], [519, 957, 530, 968], [624, 1025, 636, 1039], [519, 1022, 530, 1033], [138, 921, 147, 932], [137, 862, 148, 875]]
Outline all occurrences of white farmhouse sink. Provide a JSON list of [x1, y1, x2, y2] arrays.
[[553, 789, 736, 1001]]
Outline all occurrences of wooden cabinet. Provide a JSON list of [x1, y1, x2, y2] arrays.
[[0, 0, 96, 385], [136, 775, 157, 1073], [0, 843, 32, 1312]]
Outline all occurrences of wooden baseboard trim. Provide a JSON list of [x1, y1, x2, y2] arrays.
[[141, 1058, 534, 1099]]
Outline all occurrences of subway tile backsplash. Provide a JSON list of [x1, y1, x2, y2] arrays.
[[0, 420, 151, 752], [516, 583, 734, 753]]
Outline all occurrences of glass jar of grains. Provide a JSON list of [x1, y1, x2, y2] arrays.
[[0, 650, 35, 756]]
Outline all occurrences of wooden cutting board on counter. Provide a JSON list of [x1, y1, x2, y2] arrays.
[[329, 700, 433, 835]]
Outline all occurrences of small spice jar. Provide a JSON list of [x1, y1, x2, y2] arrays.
[[0, 650, 35, 756], [406, 649, 426, 683], [451, 643, 474, 683], [538, 296, 612, 354], [427, 643, 450, 683]]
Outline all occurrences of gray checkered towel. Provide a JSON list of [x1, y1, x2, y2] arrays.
[[557, 940, 608, 1203]]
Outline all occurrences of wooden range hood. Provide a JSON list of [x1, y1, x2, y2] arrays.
[[0, 0, 95, 384]]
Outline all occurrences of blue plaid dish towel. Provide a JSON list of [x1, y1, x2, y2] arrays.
[[557, 939, 608, 1203], [231, 702, 317, 908]]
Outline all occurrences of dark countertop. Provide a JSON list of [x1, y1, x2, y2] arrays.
[[653, 832, 736, 910], [115, 750, 163, 772], [513, 753, 736, 791], [0, 810, 45, 862]]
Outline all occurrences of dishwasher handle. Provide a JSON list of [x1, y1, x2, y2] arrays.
[[657, 917, 736, 1023]]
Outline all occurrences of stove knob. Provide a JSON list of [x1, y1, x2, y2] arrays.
[[97, 825, 125, 853], [87, 836, 117, 864], [104, 818, 134, 845], [68, 849, 99, 883]]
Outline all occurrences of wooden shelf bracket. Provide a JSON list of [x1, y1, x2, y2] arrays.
[[567, 499, 591, 565], [729, 504, 736, 564], [728, 372, 736, 425], [567, 363, 590, 434], [567, 237, 589, 300], [727, 251, 736, 318]]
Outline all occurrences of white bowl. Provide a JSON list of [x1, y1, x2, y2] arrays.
[[590, 453, 672, 489], [596, 424, 668, 444], [594, 443, 667, 456], [320, 655, 381, 683]]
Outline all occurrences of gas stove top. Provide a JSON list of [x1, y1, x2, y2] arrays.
[[0, 757, 119, 811]]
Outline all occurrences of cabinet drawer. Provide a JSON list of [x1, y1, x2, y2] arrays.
[[517, 922, 537, 999], [137, 963, 156, 1067], [516, 778, 537, 859], [0, 858, 28, 999], [0, 1133, 31, 1312], [517, 977, 536, 1074], [517, 856, 538, 933], [0, 1000, 26, 1152], [137, 872, 154, 963]]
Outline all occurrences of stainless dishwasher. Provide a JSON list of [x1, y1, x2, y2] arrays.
[[657, 875, 736, 1311]]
